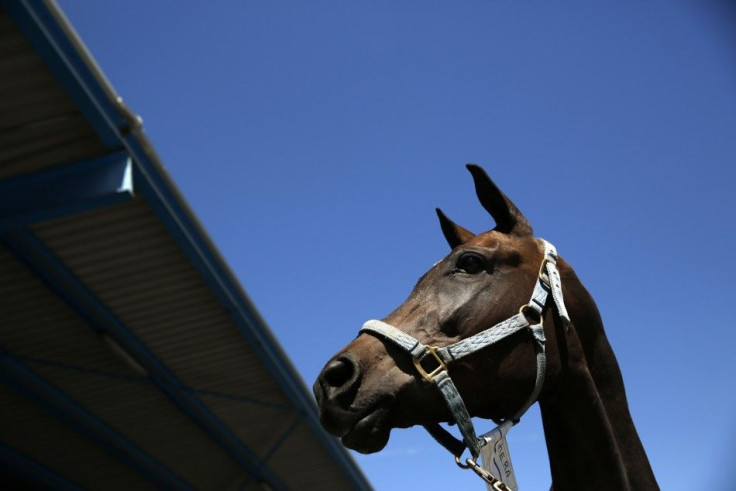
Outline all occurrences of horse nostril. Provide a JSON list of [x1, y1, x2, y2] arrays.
[[324, 355, 357, 388], [319, 354, 361, 407]]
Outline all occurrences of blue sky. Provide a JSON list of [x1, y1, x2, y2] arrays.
[[59, 1, 736, 489]]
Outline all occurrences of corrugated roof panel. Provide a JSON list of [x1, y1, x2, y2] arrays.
[[33, 200, 294, 408], [1, 245, 142, 376], [27, 362, 248, 490], [198, 393, 301, 462], [0, 383, 156, 490], [1, 244, 255, 488], [1, 244, 277, 488], [268, 423, 357, 490], [0, 66, 71, 123], [0, 10, 106, 180]]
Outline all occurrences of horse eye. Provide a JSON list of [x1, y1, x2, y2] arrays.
[[456, 253, 485, 274]]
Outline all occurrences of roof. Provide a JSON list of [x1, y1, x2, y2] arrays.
[[0, 1, 371, 489]]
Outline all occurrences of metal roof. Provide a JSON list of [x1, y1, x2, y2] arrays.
[[0, 1, 371, 489]]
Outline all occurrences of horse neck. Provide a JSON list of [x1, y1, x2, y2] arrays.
[[537, 271, 658, 490]]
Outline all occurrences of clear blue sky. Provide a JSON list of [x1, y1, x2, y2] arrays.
[[59, 1, 736, 489]]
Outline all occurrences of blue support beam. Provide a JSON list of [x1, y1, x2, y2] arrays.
[[2, 230, 288, 491], [0, 152, 134, 232], [0, 351, 192, 490], [0, 441, 81, 491]]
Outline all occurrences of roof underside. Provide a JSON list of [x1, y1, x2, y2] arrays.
[[0, 1, 370, 489]]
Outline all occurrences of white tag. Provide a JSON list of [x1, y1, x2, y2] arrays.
[[479, 421, 518, 490]]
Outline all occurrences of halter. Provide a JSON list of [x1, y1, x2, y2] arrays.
[[360, 239, 571, 489]]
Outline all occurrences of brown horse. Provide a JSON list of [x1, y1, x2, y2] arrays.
[[314, 165, 658, 490]]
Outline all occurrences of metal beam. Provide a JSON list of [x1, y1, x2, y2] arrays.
[[0, 152, 134, 232], [0, 441, 81, 490], [0, 351, 192, 490], [2, 230, 288, 491]]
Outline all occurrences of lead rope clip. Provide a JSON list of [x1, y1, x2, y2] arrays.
[[456, 456, 514, 491]]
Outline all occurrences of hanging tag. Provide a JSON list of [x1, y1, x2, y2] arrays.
[[479, 421, 518, 490]]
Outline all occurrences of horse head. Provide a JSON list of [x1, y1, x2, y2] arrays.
[[314, 165, 554, 452], [314, 165, 658, 489]]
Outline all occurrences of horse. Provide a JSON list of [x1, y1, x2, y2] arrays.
[[313, 165, 658, 490]]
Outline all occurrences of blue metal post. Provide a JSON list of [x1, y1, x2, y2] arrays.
[[0, 152, 134, 232]]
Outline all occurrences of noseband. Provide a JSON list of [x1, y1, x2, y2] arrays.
[[360, 239, 571, 489]]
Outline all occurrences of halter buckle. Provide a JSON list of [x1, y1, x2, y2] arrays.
[[518, 304, 543, 325], [413, 346, 447, 382]]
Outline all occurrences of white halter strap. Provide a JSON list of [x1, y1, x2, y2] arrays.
[[359, 239, 570, 461]]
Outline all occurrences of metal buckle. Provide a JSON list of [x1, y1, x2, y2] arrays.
[[413, 346, 447, 382], [518, 304, 543, 325]]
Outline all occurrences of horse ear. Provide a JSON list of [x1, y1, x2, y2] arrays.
[[436, 208, 475, 249], [466, 164, 534, 237]]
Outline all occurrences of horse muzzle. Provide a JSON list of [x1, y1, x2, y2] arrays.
[[313, 353, 362, 434], [313, 350, 399, 453]]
